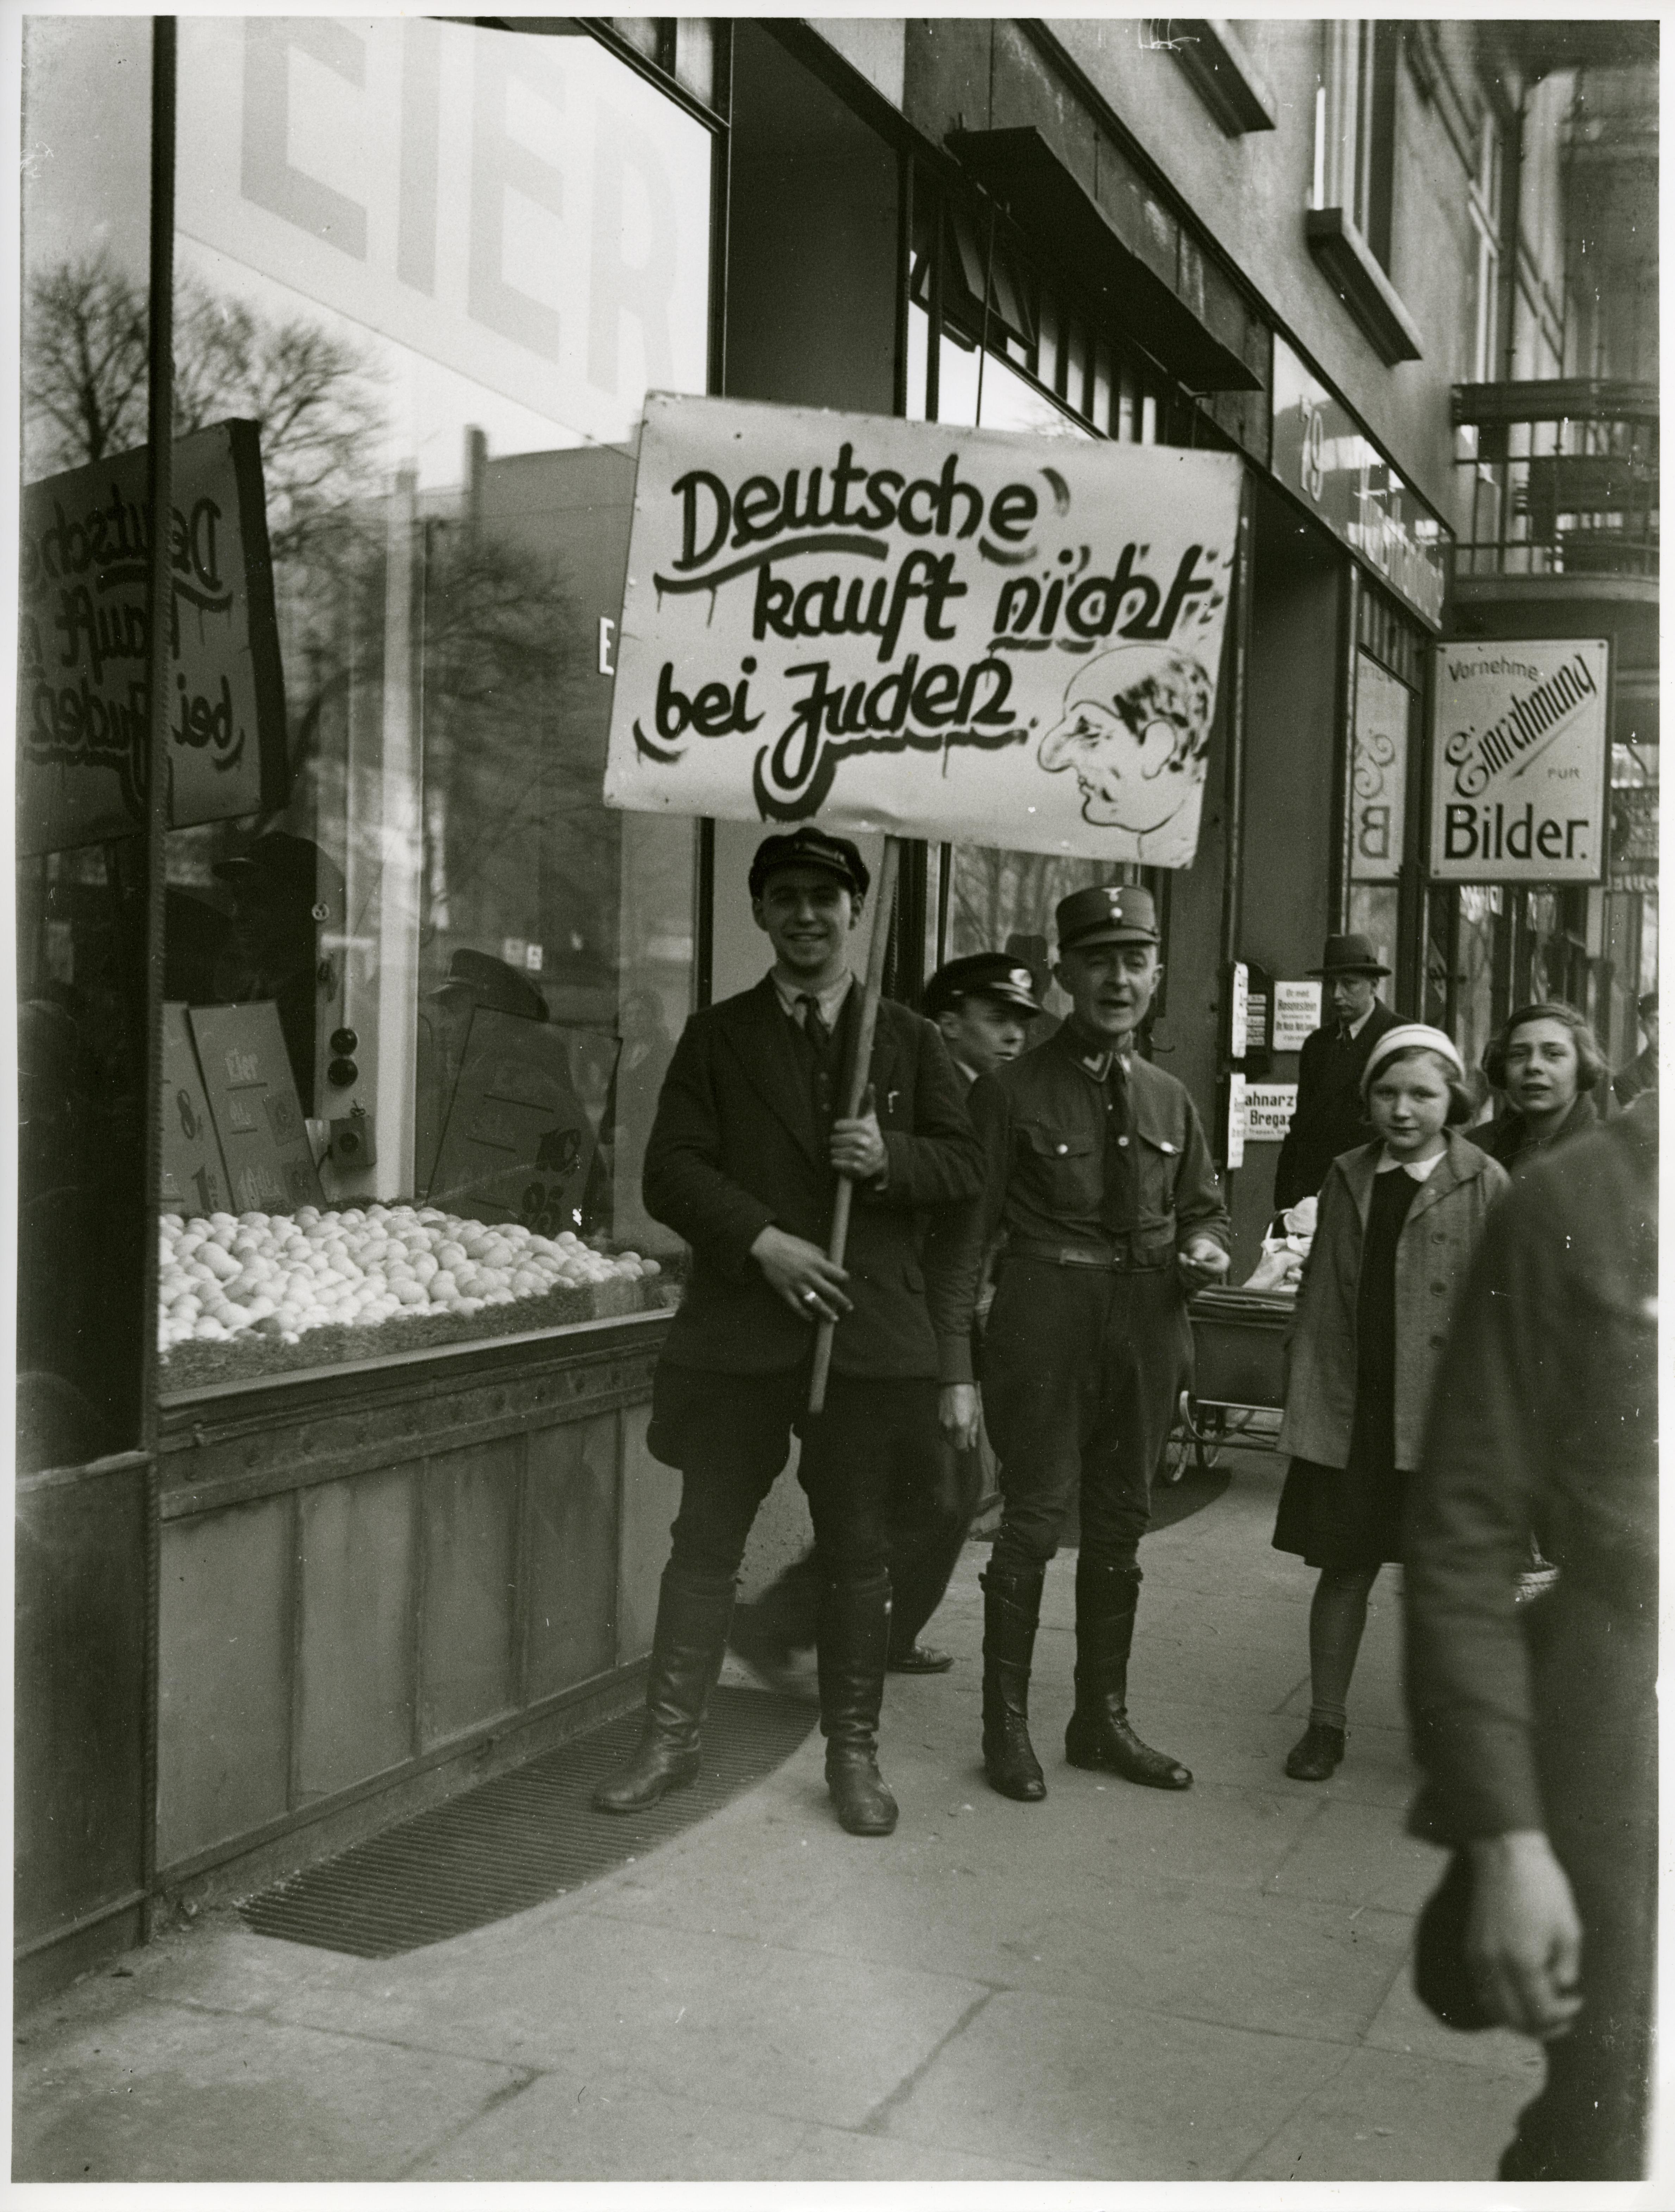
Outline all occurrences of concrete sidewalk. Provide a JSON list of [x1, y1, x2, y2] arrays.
[[12, 1448, 1544, 2183]]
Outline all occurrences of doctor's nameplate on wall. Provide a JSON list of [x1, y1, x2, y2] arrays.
[[19, 420, 287, 856], [605, 395, 1242, 866], [1429, 640, 1610, 883], [1241, 1083, 1298, 1143]]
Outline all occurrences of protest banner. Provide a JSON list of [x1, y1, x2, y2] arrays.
[[605, 393, 1242, 868], [604, 394, 1244, 1403], [18, 420, 287, 856], [1429, 639, 1611, 883]]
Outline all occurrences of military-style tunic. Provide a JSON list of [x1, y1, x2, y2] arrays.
[[949, 1022, 1230, 1574]]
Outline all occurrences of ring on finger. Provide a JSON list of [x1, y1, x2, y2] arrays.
[[801, 1290, 819, 1306]]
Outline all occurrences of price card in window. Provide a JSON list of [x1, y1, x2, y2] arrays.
[[429, 1009, 613, 1236], [189, 1002, 325, 1215], [160, 1002, 232, 1219]]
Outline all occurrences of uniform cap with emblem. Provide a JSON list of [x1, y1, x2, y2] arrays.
[[748, 826, 871, 901], [923, 952, 1045, 1020], [1055, 882, 1160, 953]]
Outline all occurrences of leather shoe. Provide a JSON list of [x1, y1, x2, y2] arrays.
[[1284, 1722, 1346, 1781], [826, 1749, 899, 1836], [1064, 1710, 1192, 1791], [888, 1641, 954, 1674]]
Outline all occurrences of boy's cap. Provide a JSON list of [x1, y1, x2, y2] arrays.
[[748, 828, 870, 900], [924, 952, 1044, 1019]]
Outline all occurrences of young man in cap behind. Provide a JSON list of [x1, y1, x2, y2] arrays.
[[730, 949, 1042, 1681], [592, 827, 983, 1836], [950, 883, 1231, 1801], [1273, 934, 1400, 1209]]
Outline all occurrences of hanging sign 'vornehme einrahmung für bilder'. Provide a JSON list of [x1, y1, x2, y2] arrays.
[[1429, 638, 1611, 883]]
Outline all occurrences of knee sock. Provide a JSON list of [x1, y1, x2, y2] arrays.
[[1307, 1567, 1379, 1731]]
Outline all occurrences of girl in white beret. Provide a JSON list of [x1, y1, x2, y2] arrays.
[[1272, 1027, 1510, 1779]]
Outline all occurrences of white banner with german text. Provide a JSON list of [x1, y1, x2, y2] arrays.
[[604, 395, 1242, 864]]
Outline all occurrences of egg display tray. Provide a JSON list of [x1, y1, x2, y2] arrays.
[[157, 1271, 681, 1391]]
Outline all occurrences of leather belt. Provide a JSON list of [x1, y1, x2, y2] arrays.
[[1005, 1241, 1168, 1273]]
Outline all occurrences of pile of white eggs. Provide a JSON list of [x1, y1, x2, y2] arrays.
[[158, 1203, 661, 1354]]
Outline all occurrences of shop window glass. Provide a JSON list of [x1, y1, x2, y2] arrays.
[[936, 333, 1090, 440], [1453, 885, 1503, 1089], [947, 852, 1139, 1033], [120, 20, 710, 1385], [19, 19, 156, 1469]]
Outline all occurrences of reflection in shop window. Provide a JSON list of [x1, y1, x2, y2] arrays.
[[20, 20, 714, 1385]]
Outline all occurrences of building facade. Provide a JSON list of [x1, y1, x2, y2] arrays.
[[15, 15, 1658, 1994]]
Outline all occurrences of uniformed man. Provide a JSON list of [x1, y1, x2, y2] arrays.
[[592, 827, 983, 1837], [727, 950, 1041, 1679], [951, 883, 1231, 1801], [1273, 933, 1401, 1209]]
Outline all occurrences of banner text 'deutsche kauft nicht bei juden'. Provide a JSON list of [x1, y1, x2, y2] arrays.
[[605, 395, 1243, 867]]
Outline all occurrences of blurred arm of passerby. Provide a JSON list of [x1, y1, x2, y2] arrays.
[[1404, 1170, 1588, 2027], [1404, 1096, 1658, 2180]]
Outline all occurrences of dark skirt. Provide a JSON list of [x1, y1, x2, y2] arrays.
[[1272, 1453, 1410, 1570], [1274, 1161, 1418, 1572]]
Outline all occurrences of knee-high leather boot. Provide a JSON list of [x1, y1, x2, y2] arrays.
[[593, 1564, 735, 1812], [817, 1573, 898, 1836], [981, 1562, 1047, 1801], [1064, 1559, 1192, 1790]]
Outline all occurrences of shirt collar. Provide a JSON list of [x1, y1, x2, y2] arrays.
[[771, 969, 854, 1025], [1346, 1002, 1376, 1040], [1056, 1020, 1132, 1083], [1376, 1145, 1444, 1181]]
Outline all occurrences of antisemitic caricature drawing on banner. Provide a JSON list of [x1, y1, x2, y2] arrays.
[[605, 395, 1243, 865]]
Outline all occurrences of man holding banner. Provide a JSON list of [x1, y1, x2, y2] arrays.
[[592, 828, 982, 1838], [596, 390, 1246, 1824], [957, 884, 1231, 1803]]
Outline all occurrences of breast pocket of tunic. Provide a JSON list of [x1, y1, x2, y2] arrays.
[[1133, 1126, 1182, 1238], [1018, 1122, 1101, 1215]]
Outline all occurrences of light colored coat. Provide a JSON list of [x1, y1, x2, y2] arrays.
[[1277, 1132, 1510, 1472]]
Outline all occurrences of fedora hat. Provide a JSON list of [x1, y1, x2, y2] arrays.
[[1309, 933, 1390, 979]]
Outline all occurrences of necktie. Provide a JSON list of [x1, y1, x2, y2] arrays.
[[797, 993, 835, 1068], [1100, 1054, 1139, 1234], [796, 993, 839, 1132]]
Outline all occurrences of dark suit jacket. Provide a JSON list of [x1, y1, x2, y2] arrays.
[[644, 976, 983, 1380], [1273, 997, 1401, 1209], [1405, 1096, 1657, 1838]]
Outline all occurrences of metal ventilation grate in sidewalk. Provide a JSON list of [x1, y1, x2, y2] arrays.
[[238, 1686, 818, 1959]]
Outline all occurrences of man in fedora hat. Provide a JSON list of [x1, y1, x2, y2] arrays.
[[1273, 933, 1400, 1210], [590, 827, 983, 1838], [947, 883, 1230, 1804]]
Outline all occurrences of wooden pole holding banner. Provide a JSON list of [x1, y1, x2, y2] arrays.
[[809, 835, 902, 1415]]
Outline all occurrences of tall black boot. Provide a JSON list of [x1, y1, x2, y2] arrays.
[[1064, 1560, 1192, 1791], [593, 1565, 735, 1812], [980, 1561, 1047, 1801], [817, 1573, 899, 1836]]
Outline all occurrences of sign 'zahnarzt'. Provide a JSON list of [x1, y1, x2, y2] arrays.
[[605, 395, 1242, 864], [1429, 639, 1611, 882]]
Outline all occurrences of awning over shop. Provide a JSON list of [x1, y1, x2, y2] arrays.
[[945, 124, 1262, 396]]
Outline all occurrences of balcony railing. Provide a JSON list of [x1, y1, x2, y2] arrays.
[[1450, 378, 1658, 584]]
